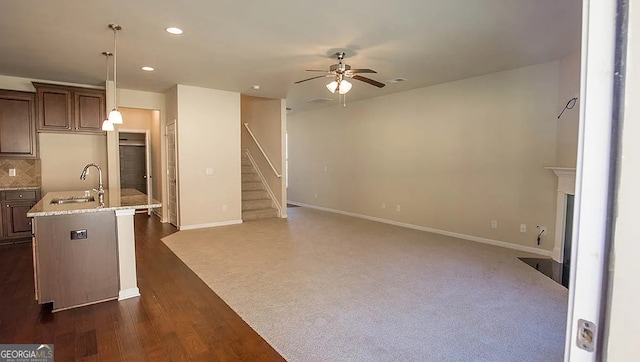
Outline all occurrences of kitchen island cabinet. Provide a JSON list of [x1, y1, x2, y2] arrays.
[[28, 189, 161, 311]]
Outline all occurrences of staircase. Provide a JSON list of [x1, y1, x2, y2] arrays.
[[242, 154, 279, 221]]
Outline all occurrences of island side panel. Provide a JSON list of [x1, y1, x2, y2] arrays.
[[34, 211, 119, 310], [115, 209, 139, 300]]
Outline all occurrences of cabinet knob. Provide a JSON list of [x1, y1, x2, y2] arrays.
[[19, 194, 23, 198], [6, 205, 9, 208]]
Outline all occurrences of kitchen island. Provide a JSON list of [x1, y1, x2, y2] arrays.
[[27, 189, 161, 311]]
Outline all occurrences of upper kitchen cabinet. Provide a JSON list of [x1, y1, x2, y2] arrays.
[[0, 89, 37, 158], [33, 83, 105, 134]]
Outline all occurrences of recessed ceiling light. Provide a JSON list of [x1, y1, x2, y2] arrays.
[[141, 66, 155, 72], [165, 27, 183, 35], [252, 85, 261, 90], [388, 78, 407, 84]]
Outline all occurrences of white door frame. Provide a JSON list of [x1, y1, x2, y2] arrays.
[[565, 0, 622, 360], [166, 121, 179, 227]]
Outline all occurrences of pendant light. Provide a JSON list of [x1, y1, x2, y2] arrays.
[[108, 24, 123, 124], [101, 51, 114, 131]]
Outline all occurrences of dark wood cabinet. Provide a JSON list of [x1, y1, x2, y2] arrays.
[[74, 89, 105, 132], [34, 83, 105, 134], [0, 189, 40, 243], [0, 90, 37, 158], [37, 86, 72, 130]]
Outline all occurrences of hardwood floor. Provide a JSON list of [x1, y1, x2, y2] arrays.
[[0, 214, 285, 361]]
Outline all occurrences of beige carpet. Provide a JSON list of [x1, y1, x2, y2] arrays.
[[162, 207, 568, 362]]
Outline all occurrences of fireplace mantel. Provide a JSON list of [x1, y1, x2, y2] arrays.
[[546, 167, 576, 195], [546, 167, 576, 262]]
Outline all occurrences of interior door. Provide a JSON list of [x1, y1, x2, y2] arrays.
[[166, 122, 178, 227]]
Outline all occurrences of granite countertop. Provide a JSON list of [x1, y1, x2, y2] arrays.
[[27, 188, 161, 217], [0, 186, 41, 191]]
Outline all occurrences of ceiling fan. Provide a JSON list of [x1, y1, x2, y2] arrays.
[[295, 52, 385, 94]]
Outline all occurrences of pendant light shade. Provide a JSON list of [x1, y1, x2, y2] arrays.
[[108, 109, 123, 124], [102, 120, 114, 131]]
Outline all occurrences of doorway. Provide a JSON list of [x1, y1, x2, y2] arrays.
[[118, 129, 152, 215], [119, 132, 148, 194]]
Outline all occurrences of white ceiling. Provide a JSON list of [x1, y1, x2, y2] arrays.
[[0, 0, 582, 113]]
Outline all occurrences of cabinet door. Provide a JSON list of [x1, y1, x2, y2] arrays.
[[0, 202, 4, 242], [5, 201, 35, 238], [36, 86, 72, 131], [74, 90, 105, 132], [0, 90, 36, 157]]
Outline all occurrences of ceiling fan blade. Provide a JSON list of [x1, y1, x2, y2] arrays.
[[348, 69, 377, 74], [352, 75, 386, 88], [305, 69, 330, 72], [294, 75, 330, 84]]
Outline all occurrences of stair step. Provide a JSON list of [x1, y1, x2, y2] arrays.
[[241, 158, 252, 166], [242, 181, 264, 191], [242, 165, 256, 174], [242, 173, 261, 182], [242, 199, 273, 211], [242, 208, 278, 221], [242, 190, 269, 200]]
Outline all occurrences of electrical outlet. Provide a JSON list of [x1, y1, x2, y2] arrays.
[[222, 204, 227, 211], [396, 205, 401, 212], [520, 224, 527, 233], [8, 168, 16, 177], [205, 167, 213, 175], [491, 220, 498, 229], [70, 229, 88, 240], [324, 166, 328, 172], [381, 202, 386, 209], [314, 193, 318, 199]]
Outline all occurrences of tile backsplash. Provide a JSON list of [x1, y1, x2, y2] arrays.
[[0, 158, 41, 188]]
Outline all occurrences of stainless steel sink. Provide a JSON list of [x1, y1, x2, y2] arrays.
[[50, 196, 95, 204]]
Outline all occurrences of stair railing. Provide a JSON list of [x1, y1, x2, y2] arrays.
[[243, 123, 282, 178]]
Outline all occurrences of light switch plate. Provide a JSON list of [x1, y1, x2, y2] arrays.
[[205, 168, 213, 175]]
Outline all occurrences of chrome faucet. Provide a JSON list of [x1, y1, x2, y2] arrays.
[[80, 163, 104, 205]]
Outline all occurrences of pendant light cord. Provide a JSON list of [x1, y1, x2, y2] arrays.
[[113, 25, 117, 111]]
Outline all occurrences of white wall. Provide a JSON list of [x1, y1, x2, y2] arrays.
[[176, 85, 241, 228], [288, 61, 560, 252], [556, 51, 581, 168], [39, 133, 108, 194]]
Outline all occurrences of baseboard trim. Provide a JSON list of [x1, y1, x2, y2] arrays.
[[179, 219, 243, 230], [288, 201, 553, 257], [118, 287, 140, 301]]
